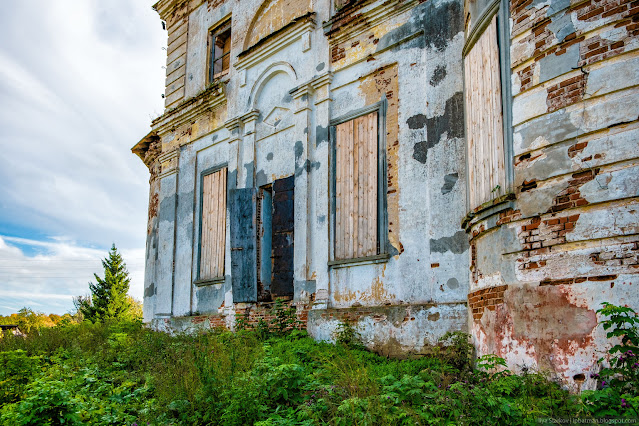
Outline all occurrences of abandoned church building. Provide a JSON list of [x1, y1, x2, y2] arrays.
[[132, 0, 639, 388]]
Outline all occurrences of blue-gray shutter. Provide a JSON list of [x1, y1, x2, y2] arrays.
[[230, 188, 257, 302]]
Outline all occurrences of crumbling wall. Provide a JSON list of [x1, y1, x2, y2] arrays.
[[313, 0, 469, 349], [140, 0, 471, 354], [150, 297, 314, 334], [466, 0, 639, 389], [139, 0, 638, 374]]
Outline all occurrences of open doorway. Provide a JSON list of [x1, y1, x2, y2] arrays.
[[257, 176, 294, 302]]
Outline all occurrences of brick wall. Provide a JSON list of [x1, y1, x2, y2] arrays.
[[468, 285, 508, 321], [180, 298, 313, 331], [546, 73, 588, 112], [517, 214, 582, 270]]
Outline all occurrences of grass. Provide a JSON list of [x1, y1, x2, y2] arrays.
[[0, 319, 635, 425]]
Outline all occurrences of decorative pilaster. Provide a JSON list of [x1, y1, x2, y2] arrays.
[[225, 117, 241, 191], [239, 110, 260, 189], [290, 83, 314, 291], [309, 72, 333, 309], [155, 148, 180, 317]]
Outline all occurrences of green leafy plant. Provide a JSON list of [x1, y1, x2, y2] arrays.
[[596, 302, 639, 391], [581, 303, 639, 418], [333, 320, 364, 349], [476, 354, 510, 379], [0, 350, 41, 405], [438, 331, 474, 373]]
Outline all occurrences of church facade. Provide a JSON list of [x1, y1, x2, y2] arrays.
[[133, 0, 639, 389]]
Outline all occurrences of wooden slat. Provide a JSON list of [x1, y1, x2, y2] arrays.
[[464, 53, 474, 207], [200, 175, 210, 278], [335, 123, 344, 259], [219, 171, 227, 276], [465, 17, 505, 209], [489, 17, 505, 195], [210, 172, 220, 278], [357, 115, 367, 257], [339, 123, 345, 258], [470, 42, 478, 208], [345, 121, 355, 257], [367, 112, 378, 256], [353, 116, 360, 257], [472, 45, 479, 208], [480, 27, 487, 204]]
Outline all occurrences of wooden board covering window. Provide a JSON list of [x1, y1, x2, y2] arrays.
[[464, 16, 505, 209], [200, 168, 227, 280], [335, 112, 378, 260]]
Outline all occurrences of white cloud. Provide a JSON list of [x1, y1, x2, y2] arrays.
[[0, 1, 163, 314], [0, 235, 145, 316]]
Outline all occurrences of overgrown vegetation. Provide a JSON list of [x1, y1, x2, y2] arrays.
[[0, 302, 637, 425]]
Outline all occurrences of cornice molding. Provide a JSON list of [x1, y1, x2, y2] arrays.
[[151, 82, 226, 137], [241, 109, 260, 123], [158, 169, 179, 180], [131, 131, 160, 165], [153, 0, 183, 21], [235, 15, 316, 71], [310, 72, 333, 90], [290, 83, 313, 100], [323, 0, 418, 45], [224, 117, 241, 131], [290, 72, 333, 99], [158, 149, 179, 164]]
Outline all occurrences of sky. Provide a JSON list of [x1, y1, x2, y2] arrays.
[[0, 1, 167, 315]]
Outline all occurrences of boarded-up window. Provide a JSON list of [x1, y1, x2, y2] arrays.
[[199, 167, 227, 281], [465, 16, 505, 208], [335, 112, 378, 260]]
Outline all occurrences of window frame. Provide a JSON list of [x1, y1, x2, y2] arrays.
[[194, 164, 228, 286], [462, 0, 513, 212], [328, 99, 389, 267], [207, 18, 232, 84]]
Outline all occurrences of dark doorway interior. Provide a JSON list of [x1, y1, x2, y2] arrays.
[[257, 175, 294, 301]]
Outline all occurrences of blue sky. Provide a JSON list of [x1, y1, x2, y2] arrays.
[[0, 1, 167, 315]]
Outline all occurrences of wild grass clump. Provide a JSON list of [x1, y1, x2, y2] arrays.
[[1, 303, 637, 425]]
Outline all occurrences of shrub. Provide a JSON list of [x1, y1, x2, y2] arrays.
[[0, 350, 41, 405], [581, 302, 639, 418]]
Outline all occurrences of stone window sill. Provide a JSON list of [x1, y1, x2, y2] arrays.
[[328, 253, 390, 269], [193, 277, 225, 287]]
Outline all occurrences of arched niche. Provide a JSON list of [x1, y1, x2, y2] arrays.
[[243, 0, 312, 50], [249, 62, 297, 110], [249, 62, 297, 140]]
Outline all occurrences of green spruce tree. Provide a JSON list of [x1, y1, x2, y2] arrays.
[[82, 244, 132, 322]]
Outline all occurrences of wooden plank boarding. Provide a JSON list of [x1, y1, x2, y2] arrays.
[[367, 112, 377, 257], [216, 170, 226, 277], [199, 168, 227, 280], [464, 16, 505, 209], [209, 171, 219, 278], [334, 111, 379, 260], [350, 113, 362, 257]]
